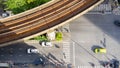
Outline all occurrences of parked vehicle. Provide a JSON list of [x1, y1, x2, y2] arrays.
[[0, 63, 10, 68], [107, 59, 120, 68], [94, 47, 106, 53], [33, 57, 46, 66], [27, 48, 39, 54], [102, 59, 119, 68], [114, 20, 120, 27], [41, 41, 52, 47], [113, 59, 119, 68], [1, 12, 9, 18]]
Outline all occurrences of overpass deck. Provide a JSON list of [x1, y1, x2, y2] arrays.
[[0, 0, 104, 46]]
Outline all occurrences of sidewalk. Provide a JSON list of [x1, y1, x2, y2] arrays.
[[23, 24, 73, 68]]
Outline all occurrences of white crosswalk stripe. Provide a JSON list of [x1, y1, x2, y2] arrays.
[[76, 66, 105, 68], [87, 4, 112, 14], [62, 42, 71, 63], [113, 7, 120, 15]]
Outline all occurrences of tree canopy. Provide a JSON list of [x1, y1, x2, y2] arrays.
[[4, 0, 50, 14], [0, 0, 4, 9]]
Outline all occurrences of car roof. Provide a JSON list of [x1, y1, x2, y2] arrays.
[[100, 48, 106, 52]]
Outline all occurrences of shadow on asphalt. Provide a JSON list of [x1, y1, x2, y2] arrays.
[[0, 42, 66, 67], [91, 45, 102, 52], [84, 14, 120, 44], [98, 60, 108, 66], [47, 53, 64, 65], [88, 62, 95, 67], [0, 42, 41, 63]]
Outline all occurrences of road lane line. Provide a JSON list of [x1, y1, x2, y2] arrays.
[[73, 42, 75, 67]]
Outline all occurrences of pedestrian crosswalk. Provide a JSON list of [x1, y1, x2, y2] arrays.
[[93, 4, 111, 11], [62, 42, 71, 63], [113, 7, 120, 15], [76, 65, 104, 68], [86, 3, 120, 15], [87, 4, 112, 14], [62, 41, 74, 66]]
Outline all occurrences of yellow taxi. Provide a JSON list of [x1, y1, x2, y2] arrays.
[[94, 48, 106, 53]]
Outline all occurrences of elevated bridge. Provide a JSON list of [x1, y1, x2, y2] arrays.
[[0, 0, 104, 46]]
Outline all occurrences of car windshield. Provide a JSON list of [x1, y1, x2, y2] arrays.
[[40, 58, 43, 61]]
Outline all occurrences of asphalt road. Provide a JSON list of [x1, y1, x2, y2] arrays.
[[70, 14, 120, 68], [0, 42, 41, 63], [0, 42, 66, 68]]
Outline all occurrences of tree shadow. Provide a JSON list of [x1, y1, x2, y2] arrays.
[[47, 53, 64, 65], [84, 14, 120, 44], [111, 54, 117, 59], [98, 60, 109, 67], [88, 62, 95, 67], [0, 42, 66, 67]]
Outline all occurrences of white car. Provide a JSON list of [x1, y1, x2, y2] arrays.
[[41, 41, 52, 47], [27, 48, 39, 54]]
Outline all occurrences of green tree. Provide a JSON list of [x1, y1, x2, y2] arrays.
[[0, 0, 5, 9], [4, 0, 50, 14], [30, 35, 48, 41], [4, 0, 26, 9], [56, 32, 63, 41], [26, 0, 36, 4]]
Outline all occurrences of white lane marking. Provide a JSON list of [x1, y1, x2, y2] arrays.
[[73, 42, 75, 67]]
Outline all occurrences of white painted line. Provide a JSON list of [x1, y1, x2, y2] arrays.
[[73, 42, 76, 67]]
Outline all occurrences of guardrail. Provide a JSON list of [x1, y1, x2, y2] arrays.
[[0, 0, 104, 46]]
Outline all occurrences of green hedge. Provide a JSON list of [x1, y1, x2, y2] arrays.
[[4, 0, 51, 14], [56, 32, 63, 41], [30, 35, 48, 41]]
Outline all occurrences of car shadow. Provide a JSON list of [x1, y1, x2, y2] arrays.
[[98, 60, 108, 66], [91, 45, 102, 51]]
